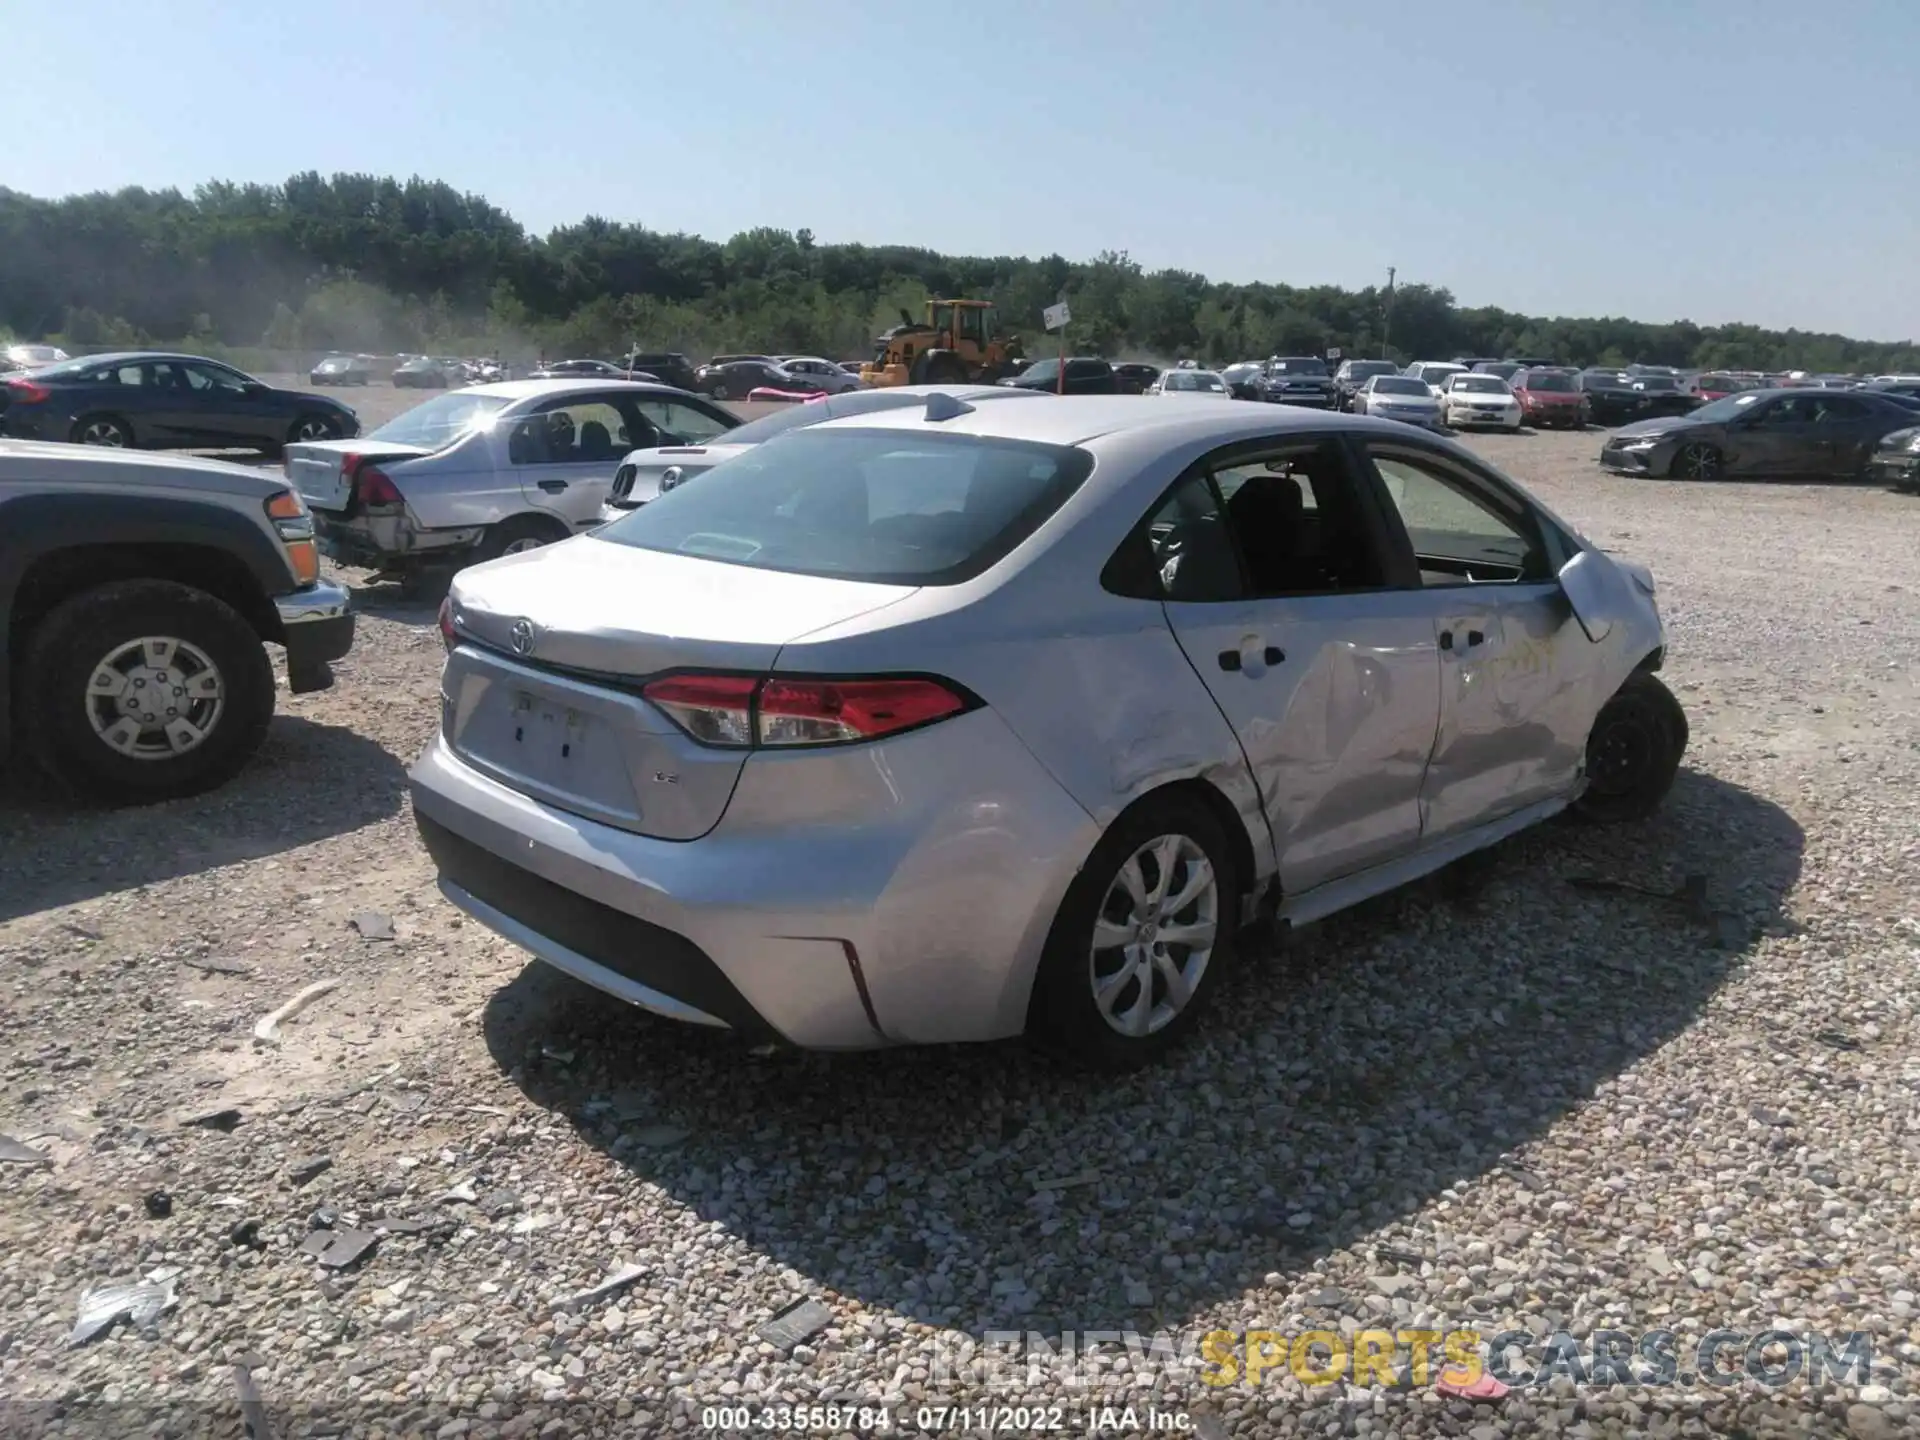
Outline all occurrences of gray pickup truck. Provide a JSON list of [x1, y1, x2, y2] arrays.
[[0, 440, 355, 803]]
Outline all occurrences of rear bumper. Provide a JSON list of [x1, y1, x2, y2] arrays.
[[316, 513, 483, 570], [274, 579, 354, 693], [407, 714, 1098, 1050]]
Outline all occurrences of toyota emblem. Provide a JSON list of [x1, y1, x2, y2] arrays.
[[509, 619, 538, 656]]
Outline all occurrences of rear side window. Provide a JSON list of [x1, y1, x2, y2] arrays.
[[597, 428, 1094, 585]]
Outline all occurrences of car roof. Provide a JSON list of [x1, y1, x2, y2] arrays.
[[458, 378, 692, 401], [807, 393, 1405, 448]]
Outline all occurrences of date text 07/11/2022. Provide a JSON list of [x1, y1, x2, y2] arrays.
[[700, 1403, 1200, 1433]]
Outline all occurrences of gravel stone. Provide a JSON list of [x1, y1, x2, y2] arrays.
[[2, 426, 1918, 1433]]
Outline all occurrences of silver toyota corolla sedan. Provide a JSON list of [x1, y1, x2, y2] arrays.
[[412, 395, 1685, 1066]]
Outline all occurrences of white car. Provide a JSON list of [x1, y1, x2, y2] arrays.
[[1404, 361, 1468, 395], [1352, 374, 1445, 430], [2, 342, 70, 374], [1146, 368, 1230, 397], [598, 384, 1046, 523], [1440, 374, 1524, 431], [775, 357, 866, 394]]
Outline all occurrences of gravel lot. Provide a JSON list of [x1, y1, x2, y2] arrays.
[[2, 415, 1917, 1439]]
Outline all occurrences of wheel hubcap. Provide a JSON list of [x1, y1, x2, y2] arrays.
[[501, 537, 547, 556], [1587, 716, 1653, 795], [1682, 446, 1717, 480], [85, 636, 225, 761], [297, 420, 331, 440], [82, 422, 125, 447], [1089, 833, 1218, 1038]]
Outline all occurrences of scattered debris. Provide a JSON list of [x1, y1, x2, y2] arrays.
[[369, 1216, 439, 1236], [552, 1262, 647, 1313], [1030, 1169, 1101, 1192], [143, 1190, 173, 1219], [466, 1104, 509, 1117], [538, 1043, 575, 1064], [1436, 1370, 1510, 1402], [511, 1213, 556, 1236], [757, 1297, 834, 1351], [70, 1277, 177, 1346], [181, 957, 252, 976], [308, 1206, 340, 1231], [299, 1227, 380, 1269], [1814, 1029, 1862, 1051], [1375, 1245, 1426, 1267], [0, 1134, 52, 1167], [1502, 1166, 1549, 1193], [233, 1362, 273, 1440], [1566, 871, 1747, 949], [348, 911, 395, 941], [628, 1124, 689, 1149], [253, 978, 343, 1045], [229, 1219, 263, 1250], [436, 1181, 479, 1205], [288, 1154, 333, 1187], [180, 1107, 244, 1133], [477, 1188, 521, 1218], [61, 922, 103, 942]]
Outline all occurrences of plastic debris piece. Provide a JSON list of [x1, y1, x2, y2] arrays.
[[180, 1108, 243, 1133], [182, 957, 252, 976], [253, 979, 342, 1045], [437, 1181, 479, 1205], [511, 1213, 555, 1236], [229, 1219, 263, 1249], [757, 1297, 834, 1351], [299, 1227, 379, 1269], [71, 1277, 177, 1346], [0, 1134, 52, 1166], [553, 1262, 647, 1313], [233, 1362, 273, 1440], [629, 1124, 689, 1149], [538, 1043, 575, 1064], [349, 912, 394, 941], [288, 1155, 333, 1186], [144, 1191, 172, 1219], [1030, 1169, 1101, 1192], [369, 1216, 437, 1235]]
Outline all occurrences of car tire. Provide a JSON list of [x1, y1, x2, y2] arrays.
[[70, 414, 133, 448], [1573, 672, 1687, 824], [712, 383, 732, 400], [20, 579, 275, 805], [471, 514, 569, 564], [1671, 442, 1723, 481], [1031, 790, 1242, 1068], [288, 413, 342, 445]]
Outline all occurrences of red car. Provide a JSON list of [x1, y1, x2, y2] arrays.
[[1509, 368, 1590, 429], [1692, 372, 1753, 402]]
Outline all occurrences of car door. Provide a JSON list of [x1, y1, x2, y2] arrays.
[[1726, 394, 1819, 475], [178, 361, 280, 448], [505, 393, 639, 530], [1809, 394, 1884, 476], [1358, 441, 1587, 838], [1148, 435, 1442, 895]]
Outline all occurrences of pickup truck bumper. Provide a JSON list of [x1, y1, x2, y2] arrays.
[[276, 579, 354, 694]]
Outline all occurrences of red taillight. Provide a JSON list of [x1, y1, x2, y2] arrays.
[[639, 673, 973, 749], [437, 597, 457, 650], [342, 453, 403, 507], [5, 379, 49, 405]]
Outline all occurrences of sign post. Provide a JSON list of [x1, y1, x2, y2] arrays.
[[1044, 300, 1071, 395]]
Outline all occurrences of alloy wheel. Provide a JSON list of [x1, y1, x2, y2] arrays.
[[294, 417, 335, 442], [84, 636, 225, 760], [79, 420, 127, 447], [1677, 443, 1722, 481], [1088, 834, 1219, 1038], [500, 537, 548, 556]]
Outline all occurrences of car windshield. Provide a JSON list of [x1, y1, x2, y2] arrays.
[[366, 391, 512, 449], [1371, 377, 1431, 397], [1635, 376, 1679, 392], [1521, 372, 1576, 392], [1162, 371, 1225, 391], [1455, 377, 1509, 394], [1350, 362, 1398, 379], [596, 428, 1093, 586], [1267, 358, 1327, 375], [1685, 392, 1767, 424]]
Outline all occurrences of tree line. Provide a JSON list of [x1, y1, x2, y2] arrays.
[[1, 171, 1913, 375]]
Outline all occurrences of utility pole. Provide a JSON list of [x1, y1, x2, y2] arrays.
[[1381, 267, 1397, 360]]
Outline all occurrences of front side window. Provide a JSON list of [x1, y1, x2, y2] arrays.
[[597, 429, 1093, 585], [182, 362, 252, 397], [633, 397, 735, 445], [1366, 449, 1548, 585]]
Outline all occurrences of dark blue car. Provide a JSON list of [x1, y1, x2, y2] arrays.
[[0, 351, 360, 455]]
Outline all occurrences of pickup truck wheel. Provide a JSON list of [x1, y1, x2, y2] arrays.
[[21, 580, 275, 805]]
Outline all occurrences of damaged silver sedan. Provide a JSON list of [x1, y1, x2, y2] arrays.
[[412, 396, 1686, 1066]]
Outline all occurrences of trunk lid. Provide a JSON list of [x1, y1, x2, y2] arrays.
[[440, 535, 917, 838], [284, 439, 433, 513], [608, 442, 749, 508]]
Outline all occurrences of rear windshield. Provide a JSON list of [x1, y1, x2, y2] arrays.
[[1349, 361, 1398, 379], [723, 391, 923, 444], [597, 428, 1094, 585], [1520, 372, 1576, 392], [1163, 371, 1226, 391], [367, 391, 512, 449]]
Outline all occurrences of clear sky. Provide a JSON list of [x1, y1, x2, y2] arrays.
[[9, 1, 1917, 341]]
